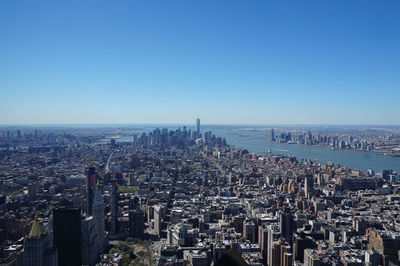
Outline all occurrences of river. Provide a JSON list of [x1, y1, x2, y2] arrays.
[[108, 125, 400, 173]]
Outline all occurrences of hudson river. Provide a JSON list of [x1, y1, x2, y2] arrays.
[[111, 125, 400, 173]]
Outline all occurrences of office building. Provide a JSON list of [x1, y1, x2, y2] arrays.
[[20, 216, 57, 266], [85, 166, 97, 216], [81, 216, 99, 266], [53, 207, 82, 266], [293, 234, 316, 263], [367, 229, 400, 266], [267, 224, 281, 266], [153, 205, 163, 237], [280, 208, 294, 244], [304, 249, 322, 266], [196, 118, 200, 135], [110, 179, 118, 236], [183, 250, 208, 266], [304, 175, 314, 199], [92, 186, 105, 251], [243, 220, 256, 243], [129, 209, 145, 239], [270, 239, 285, 266]]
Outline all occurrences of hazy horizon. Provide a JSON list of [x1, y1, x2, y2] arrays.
[[1, 123, 400, 128]]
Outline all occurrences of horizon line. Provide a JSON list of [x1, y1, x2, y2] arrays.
[[0, 123, 400, 127]]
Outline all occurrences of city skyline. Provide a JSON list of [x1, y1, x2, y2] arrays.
[[1, 2, 400, 263], [1, 0, 400, 125], [2, 122, 400, 265]]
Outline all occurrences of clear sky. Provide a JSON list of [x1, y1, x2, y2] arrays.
[[0, 0, 399, 125]]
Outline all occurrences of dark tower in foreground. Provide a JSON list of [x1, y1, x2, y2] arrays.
[[53, 207, 82, 266]]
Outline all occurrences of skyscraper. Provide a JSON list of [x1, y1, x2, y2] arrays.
[[81, 216, 100, 266], [304, 175, 314, 199], [85, 166, 97, 216], [280, 207, 294, 244], [21, 216, 57, 266], [196, 117, 200, 135], [153, 205, 162, 237], [258, 224, 269, 264], [267, 223, 281, 266], [243, 219, 256, 243], [129, 209, 145, 239], [293, 234, 316, 263], [53, 207, 82, 266], [110, 179, 118, 236], [92, 186, 105, 251], [271, 128, 275, 142], [271, 239, 286, 266]]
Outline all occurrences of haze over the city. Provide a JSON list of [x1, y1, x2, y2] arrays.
[[0, 0, 399, 125]]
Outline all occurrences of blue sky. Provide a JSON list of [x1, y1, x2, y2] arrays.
[[0, 0, 399, 125]]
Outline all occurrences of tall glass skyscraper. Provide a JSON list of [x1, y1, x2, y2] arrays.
[[196, 118, 200, 135]]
